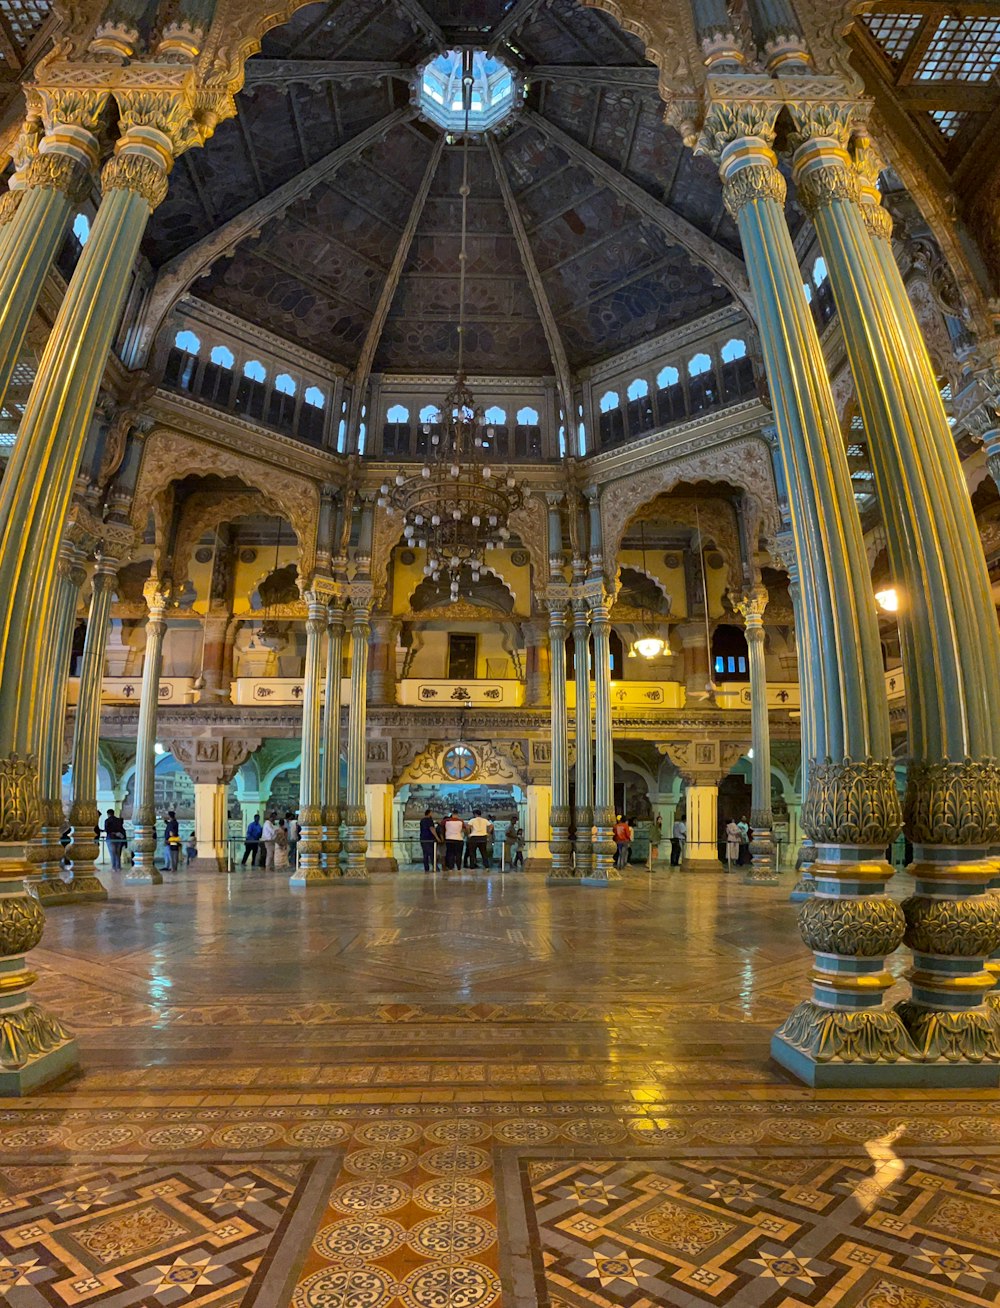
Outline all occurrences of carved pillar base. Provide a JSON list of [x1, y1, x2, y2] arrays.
[[894, 763, 1000, 1073], [743, 811, 778, 885], [126, 808, 163, 886], [322, 805, 342, 873], [789, 838, 816, 902], [546, 805, 575, 882], [582, 804, 621, 885], [772, 760, 923, 1086], [25, 801, 74, 907], [340, 805, 370, 882], [573, 805, 593, 877], [291, 804, 326, 886], [0, 757, 78, 1094], [65, 801, 109, 902]]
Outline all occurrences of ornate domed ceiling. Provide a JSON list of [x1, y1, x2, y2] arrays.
[[143, 0, 759, 377]]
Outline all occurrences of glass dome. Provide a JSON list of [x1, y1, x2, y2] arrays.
[[418, 49, 516, 133]]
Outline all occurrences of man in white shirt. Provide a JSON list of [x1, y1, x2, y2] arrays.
[[670, 818, 686, 867], [467, 810, 493, 869], [261, 814, 277, 870], [443, 811, 465, 871]]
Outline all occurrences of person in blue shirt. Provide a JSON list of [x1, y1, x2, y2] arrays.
[[242, 813, 263, 866], [419, 809, 440, 872], [164, 810, 181, 871]]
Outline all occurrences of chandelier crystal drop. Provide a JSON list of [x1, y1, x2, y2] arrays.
[[380, 49, 524, 601]]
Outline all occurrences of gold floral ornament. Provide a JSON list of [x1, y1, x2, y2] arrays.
[[0, 894, 44, 955], [0, 1004, 70, 1069], [775, 1002, 920, 1064], [798, 895, 905, 957], [904, 759, 1000, 848], [0, 754, 42, 844], [802, 758, 901, 846]]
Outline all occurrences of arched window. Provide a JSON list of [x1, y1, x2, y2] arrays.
[[235, 358, 267, 420], [199, 343, 235, 408], [720, 337, 754, 400], [577, 421, 587, 456], [358, 422, 367, 455], [298, 385, 326, 443], [687, 352, 719, 414], [484, 405, 507, 424], [416, 402, 442, 456], [514, 405, 540, 457], [72, 213, 90, 246], [337, 418, 347, 452], [164, 329, 201, 392], [802, 281, 813, 303], [384, 403, 411, 457], [812, 256, 828, 285], [655, 364, 685, 424], [558, 424, 567, 457], [626, 377, 654, 435], [811, 254, 835, 323], [481, 405, 509, 457], [712, 624, 749, 681], [268, 372, 297, 432], [598, 390, 624, 446]]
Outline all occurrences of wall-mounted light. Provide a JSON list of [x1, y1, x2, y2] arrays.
[[154, 742, 166, 756], [875, 587, 899, 613]]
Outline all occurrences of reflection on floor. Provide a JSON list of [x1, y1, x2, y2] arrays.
[[1, 867, 997, 1306]]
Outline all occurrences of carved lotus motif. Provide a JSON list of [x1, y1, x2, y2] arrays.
[[798, 895, 905, 957], [902, 894, 1000, 957]]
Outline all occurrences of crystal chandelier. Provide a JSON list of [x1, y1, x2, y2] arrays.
[[379, 50, 524, 602]]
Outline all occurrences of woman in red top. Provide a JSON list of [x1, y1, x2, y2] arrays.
[[612, 815, 632, 870]]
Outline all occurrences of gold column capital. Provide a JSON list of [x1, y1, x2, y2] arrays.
[[695, 77, 783, 166], [734, 582, 769, 629]]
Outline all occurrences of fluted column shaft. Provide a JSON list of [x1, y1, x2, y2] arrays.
[[128, 589, 168, 886], [322, 603, 345, 867], [698, 91, 910, 1083], [790, 118, 1000, 1067], [735, 585, 776, 884], [0, 101, 103, 410], [67, 560, 116, 901], [589, 591, 619, 883], [571, 598, 593, 875], [343, 603, 371, 879], [546, 602, 572, 878], [292, 594, 327, 884], [28, 541, 86, 902]]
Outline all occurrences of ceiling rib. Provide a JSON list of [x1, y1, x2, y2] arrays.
[[243, 61, 411, 92], [392, 0, 446, 50], [487, 135, 575, 432], [528, 65, 659, 91], [524, 110, 755, 319], [346, 135, 445, 450], [129, 108, 413, 369], [487, 0, 547, 55]]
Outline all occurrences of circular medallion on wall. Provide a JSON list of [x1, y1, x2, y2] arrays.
[[442, 744, 477, 781], [194, 547, 213, 564], [510, 549, 529, 568], [663, 553, 681, 569], [707, 551, 725, 569], [240, 548, 258, 563], [400, 549, 416, 565]]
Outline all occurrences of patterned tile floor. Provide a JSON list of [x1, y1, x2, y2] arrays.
[[3, 866, 998, 1306]]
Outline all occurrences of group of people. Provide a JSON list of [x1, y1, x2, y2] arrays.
[[724, 816, 753, 868], [242, 813, 300, 869], [418, 809, 525, 873]]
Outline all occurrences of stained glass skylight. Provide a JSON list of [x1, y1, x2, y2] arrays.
[[418, 50, 516, 133]]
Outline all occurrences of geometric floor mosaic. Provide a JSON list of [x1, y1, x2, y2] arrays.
[[510, 1151, 1000, 1306]]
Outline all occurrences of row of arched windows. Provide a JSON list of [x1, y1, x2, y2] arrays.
[[596, 337, 756, 448], [382, 402, 543, 460], [164, 330, 329, 444]]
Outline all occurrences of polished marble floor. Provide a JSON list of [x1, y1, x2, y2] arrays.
[[3, 865, 998, 1306]]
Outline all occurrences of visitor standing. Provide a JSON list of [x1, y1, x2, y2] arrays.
[[242, 813, 263, 866], [287, 811, 300, 864], [612, 814, 631, 870], [467, 810, 493, 868], [261, 813, 277, 870], [725, 818, 741, 872], [164, 810, 181, 871], [443, 811, 465, 870], [419, 809, 440, 872], [737, 815, 750, 865], [274, 819, 290, 869], [670, 817, 686, 866], [104, 808, 127, 871]]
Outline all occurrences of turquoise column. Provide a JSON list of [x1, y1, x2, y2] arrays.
[[127, 586, 168, 886], [735, 584, 777, 885], [322, 600, 345, 871], [546, 597, 573, 880], [571, 591, 593, 876], [697, 82, 913, 1084], [585, 585, 619, 884], [789, 107, 1000, 1075], [291, 592, 328, 885], [342, 595, 371, 882]]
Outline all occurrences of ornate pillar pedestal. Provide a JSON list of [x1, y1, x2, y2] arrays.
[[364, 781, 398, 874], [571, 593, 594, 877], [683, 777, 720, 869], [735, 585, 777, 884], [127, 585, 169, 886], [583, 584, 620, 885], [545, 596, 574, 882], [697, 83, 906, 1083], [291, 591, 330, 886]]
